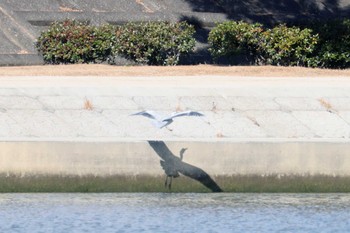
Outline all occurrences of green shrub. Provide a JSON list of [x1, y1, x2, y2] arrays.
[[306, 19, 350, 68], [36, 20, 195, 66], [113, 21, 195, 65], [209, 19, 350, 68], [259, 25, 318, 66], [208, 21, 263, 60], [36, 20, 116, 64], [208, 21, 318, 66]]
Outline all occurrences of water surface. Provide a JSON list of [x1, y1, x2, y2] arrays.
[[1, 193, 349, 232]]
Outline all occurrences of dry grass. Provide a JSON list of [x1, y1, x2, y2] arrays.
[[84, 98, 94, 111], [0, 64, 349, 77], [175, 101, 183, 112], [318, 98, 334, 112]]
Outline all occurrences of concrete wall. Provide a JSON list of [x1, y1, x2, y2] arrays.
[[1, 140, 349, 177], [1, 139, 350, 192]]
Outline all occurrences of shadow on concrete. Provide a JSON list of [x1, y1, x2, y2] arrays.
[[178, 15, 214, 64], [148, 141, 223, 192], [183, 0, 350, 26]]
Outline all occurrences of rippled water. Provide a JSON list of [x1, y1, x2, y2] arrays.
[[1, 193, 350, 233]]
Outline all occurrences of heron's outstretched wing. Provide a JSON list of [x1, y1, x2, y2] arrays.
[[148, 141, 174, 161], [148, 141, 223, 192], [177, 161, 223, 192], [166, 111, 204, 120], [130, 110, 159, 120]]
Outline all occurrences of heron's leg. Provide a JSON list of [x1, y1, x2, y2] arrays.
[[168, 176, 172, 190], [164, 176, 169, 187], [165, 126, 173, 132]]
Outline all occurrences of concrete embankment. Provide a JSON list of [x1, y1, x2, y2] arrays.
[[0, 75, 350, 192], [1, 139, 350, 192]]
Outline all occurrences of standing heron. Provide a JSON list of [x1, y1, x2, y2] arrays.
[[130, 110, 204, 129]]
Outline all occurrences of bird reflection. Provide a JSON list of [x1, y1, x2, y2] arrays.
[[148, 141, 223, 192]]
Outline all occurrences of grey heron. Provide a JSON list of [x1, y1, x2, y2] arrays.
[[161, 148, 187, 189], [130, 110, 204, 129], [148, 141, 223, 192]]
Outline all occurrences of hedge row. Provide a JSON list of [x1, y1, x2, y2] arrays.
[[208, 19, 350, 68], [36, 19, 350, 68], [36, 20, 195, 66], [302, 19, 350, 68]]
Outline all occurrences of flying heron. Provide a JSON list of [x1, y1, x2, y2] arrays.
[[148, 141, 223, 192], [161, 148, 187, 189], [130, 110, 204, 129]]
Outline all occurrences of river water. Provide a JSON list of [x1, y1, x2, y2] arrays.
[[1, 193, 349, 233]]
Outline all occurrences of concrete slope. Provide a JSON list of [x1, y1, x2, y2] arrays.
[[0, 76, 349, 139], [0, 1, 43, 65]]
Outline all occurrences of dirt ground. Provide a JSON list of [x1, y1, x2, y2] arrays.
[[0, 64, 349, 77]]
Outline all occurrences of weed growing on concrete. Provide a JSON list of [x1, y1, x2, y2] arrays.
[[84, 98, 94, 111], [318, 98, 334, 113]]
